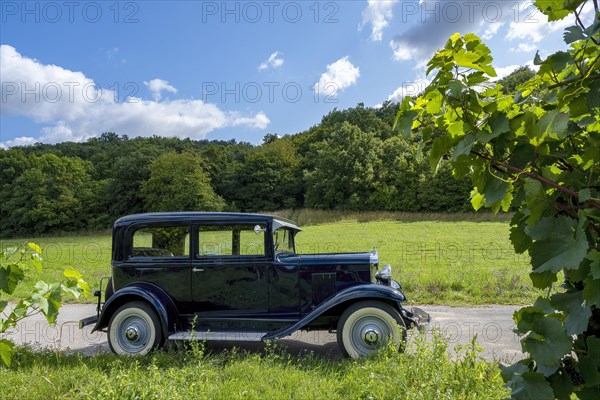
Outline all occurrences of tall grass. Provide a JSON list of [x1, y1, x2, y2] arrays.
[[0, 331, 508, 399]]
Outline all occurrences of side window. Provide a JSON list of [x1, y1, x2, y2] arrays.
[[198, 224, 265, 256], [132, 226, 190, 258]]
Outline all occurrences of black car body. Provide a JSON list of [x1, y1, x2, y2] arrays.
[[80, 212, 429, 357]]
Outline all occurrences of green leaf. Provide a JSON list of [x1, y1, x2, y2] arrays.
[[31, 253, 42, 272], [524, 179, 548, 225], [587, 250, 600, 279], [579, 355, 600, 386], [27, 242, 42, 255], [563, 25, 585, 44], [534, 0, 572, 21], [447, 120, 465, 138], [64, 269, 83, 280], [583, 276, 600, 307], [510, 225, 532, 254], [43, 286, 62, 324], [429, 135, 454, 173], [0, 264, 25, 295], [530, 270, 558, 289], [528, 216, 588, 273], [508, 370, 555, 399], [550, 291, 592, 335], [452, 134, 474, 161], [548, 369, 573, 400], [0, 339, 15, 367], [0, 300, 7, 313], [579, 188, 592, 203], [522, 316, 572, 375], [483, 178, 508, 206], [514, 306, 545, 332], [470, 189, 485, 211]]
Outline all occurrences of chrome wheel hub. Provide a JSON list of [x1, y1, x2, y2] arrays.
[[125, 326, 140, 341], [362, 326, 381, 345]]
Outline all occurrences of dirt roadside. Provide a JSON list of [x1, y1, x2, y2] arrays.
[[1, 304, 523, 362]]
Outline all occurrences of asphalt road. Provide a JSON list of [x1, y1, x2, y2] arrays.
[[1, 304, 524, 362]]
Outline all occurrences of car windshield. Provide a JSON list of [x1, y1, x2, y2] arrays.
[[273, 228, 295, 254]]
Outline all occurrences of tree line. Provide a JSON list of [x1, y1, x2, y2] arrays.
[[0, 68, 533, 237]]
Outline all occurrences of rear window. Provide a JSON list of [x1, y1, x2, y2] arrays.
[[131, 226, 190, 258]]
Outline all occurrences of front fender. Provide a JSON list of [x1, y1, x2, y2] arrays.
[[263, 284, 407, 340], [92, 282, 178, 339]]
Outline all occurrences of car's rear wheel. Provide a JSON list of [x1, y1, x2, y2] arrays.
[[337, 301, 406, 358], [108, 301, 162, 356]]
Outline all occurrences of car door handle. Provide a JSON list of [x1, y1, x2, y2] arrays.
[[192, 267, 205, 272]]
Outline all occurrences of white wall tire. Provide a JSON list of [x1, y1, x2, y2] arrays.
[[337, 301, 406, 358], [108, 301, 162, 356]]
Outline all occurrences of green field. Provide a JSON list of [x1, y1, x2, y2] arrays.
[[0, 333, 508, 399], [1, 218, 538, 306]]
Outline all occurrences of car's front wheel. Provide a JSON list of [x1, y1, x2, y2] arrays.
[[108, 301, 163, 356], [337, 300, 406, 358]]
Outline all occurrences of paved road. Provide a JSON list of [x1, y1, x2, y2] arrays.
[[1, 304, 524, 362]]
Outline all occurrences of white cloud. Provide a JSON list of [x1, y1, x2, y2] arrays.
[[510, 43, 537, 53], [482, 22, 503, 40], [313, 56, 360, 97], [389, 0, 517, 63], [144, 78, 177, 101], [387, 78, 431, 102], [506, 1, 594, 42], [360, 0, 398, 41], [0, 45, 269, 147], [258, 51, 284, 71]]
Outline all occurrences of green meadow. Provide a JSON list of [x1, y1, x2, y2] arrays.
[[1, 215, 538, 306]]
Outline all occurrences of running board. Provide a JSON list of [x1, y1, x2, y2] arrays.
[[168, 331, 268, 341]]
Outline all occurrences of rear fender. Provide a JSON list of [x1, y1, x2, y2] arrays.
[[92, 282, 178, 338], [263, 284, 407, 340]]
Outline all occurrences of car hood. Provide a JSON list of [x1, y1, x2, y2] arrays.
[[291, 252, 373, 266]]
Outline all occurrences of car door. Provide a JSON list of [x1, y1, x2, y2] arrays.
[[191, 222, 270, 317]]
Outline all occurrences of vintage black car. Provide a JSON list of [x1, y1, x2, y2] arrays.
[[80, 212, 429, 358]]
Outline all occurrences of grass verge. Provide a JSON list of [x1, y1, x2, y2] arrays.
[[0, 331, 509, 400]]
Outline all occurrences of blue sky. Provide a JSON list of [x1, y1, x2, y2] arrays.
[[0, 0, 591, 147]]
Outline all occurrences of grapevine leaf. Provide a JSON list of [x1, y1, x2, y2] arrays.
[[550, 291, 592, 335], [528, 216, 588, 273], [534, 0, 572, 21], [452, 134, 474, 161], [27, 242, 42, 255], [514, 306, 545, 332], [548, 369, 573, 400], [524, 179, 548, 225], [484, 178, 509, 206], [583, 277, 600, 307], [508, 370, 555, 399], [530, 270, 558, 289], [0, 339, 15, 367], [510, 224, 532, 254], [522, 316, 572, 375], [579, 188, 592, 203], [430, 135, 454, 173], [587, 250, 600, 279], [0, 264, 25, 295], [579, 355, 600, 386], [563, 25, 585, 44]]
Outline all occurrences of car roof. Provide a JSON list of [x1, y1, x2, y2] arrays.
[[114, 212, 301, 231]]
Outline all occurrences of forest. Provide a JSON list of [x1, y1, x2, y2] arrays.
[[0, 68, 533, 237]]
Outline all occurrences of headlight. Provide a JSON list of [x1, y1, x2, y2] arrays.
[[375, 264, 392, 282]]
